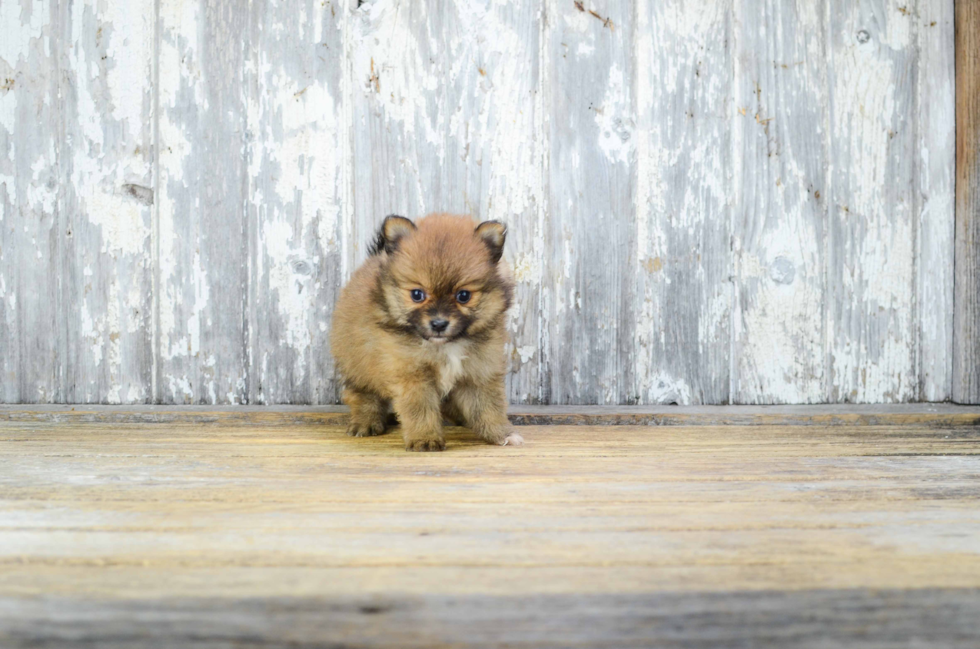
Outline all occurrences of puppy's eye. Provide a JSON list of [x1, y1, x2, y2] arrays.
[[455, 290, 471, 304], [410, 289, 426, 303]]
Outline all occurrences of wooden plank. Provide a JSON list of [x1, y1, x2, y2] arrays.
[[349, 0, 543, 403], [1, 404, 979, 427], [954, 0, 980, 403], [545, 0, 635, 404], [732, 0, 827, 403], [2, 590, 978, 649], [62, 0, 156, 403], [244, 0, 346, 404], [0, 1, 65, 403], [633, 0, 732, 405], [1, 420, 979, 646], [156, 0, 249, 404], [827, 0, 918, 402], [918, 0, 955, 401]]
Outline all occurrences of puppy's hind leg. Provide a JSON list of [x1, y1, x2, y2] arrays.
[[441, 398, 466, 426], [343, 387, 390, 437]]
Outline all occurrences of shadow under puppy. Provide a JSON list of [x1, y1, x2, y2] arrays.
[[331, 213, 524, 451]]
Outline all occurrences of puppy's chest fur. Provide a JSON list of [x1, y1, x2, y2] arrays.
[[426, 342, 471, 396]]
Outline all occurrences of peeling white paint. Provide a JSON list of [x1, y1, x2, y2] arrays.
[[28, 154, 56, 214], [594, 63, 632, 165], [0, 0, 960, 405], [244, 0, 346, 403], [155, 111, 190, 357], [517, 346, 535, 364], [829, 1, 917, 402], [0, 90, 16, 134], [82, 189, 148, 256], [0, 175, 12, 223], [80, 300, 103, 368], [166, 374, 193, 403], [127, 384, 144, 403], [512, 253, 542, 284], [104, 1, 151, 133], [916, 0, 955, 401], [352, 1, 442, 148], [634, 0, 731, 404], [0, 0, 49, 69], [260, 219, 312, 353], [184, 250, 210, 359], [644, 372, 693, 405]]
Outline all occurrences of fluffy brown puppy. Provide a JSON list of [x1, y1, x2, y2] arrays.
[[331, 213, 524, 452]]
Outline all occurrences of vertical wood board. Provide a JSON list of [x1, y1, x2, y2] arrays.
[[545, 0, 635, 404], [732, 0, 828, 404], [156, 0, 249, 404], [0, 1, 64, 403], [954, 0, 980, 403], [634, 0, 732, 404], [245, 0, 346, 404], [827, 0, 918, 403], [63, 0, 156, 404], [917, 0, 954, 401]]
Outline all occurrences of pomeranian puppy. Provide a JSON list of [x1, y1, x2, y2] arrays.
[[331, 213, 524, 452]]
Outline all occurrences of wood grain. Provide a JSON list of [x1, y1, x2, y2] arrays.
[[156, 0, 250, 404], [732, 0, 827, 404], [1, 416, 979, 646], [828, 0, 918, 403], [2, 590, 979, 649], [634, 0, 732, 405], [63, 0, 156, 404], [545, 0, 635, 404], [245, 0, 347, 404], [954, 0, 980, 403], [918, 0, 955, 401], [0, 0, 967, 405], [0, 1, 65, 403]]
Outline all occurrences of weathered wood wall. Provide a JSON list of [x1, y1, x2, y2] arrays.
[[954, 0, 980, 404], [0, 0, 958, 405]]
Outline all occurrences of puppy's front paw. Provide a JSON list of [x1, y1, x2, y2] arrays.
[[347, 420, 387, 437], [405, 437, 446, 452], [479, 423, 523, 446], [501, 432, 524, 447]]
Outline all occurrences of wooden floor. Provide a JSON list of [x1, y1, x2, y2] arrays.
[[2, 407, 980, 648]]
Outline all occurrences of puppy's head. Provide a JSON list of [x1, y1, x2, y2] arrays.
[[372, 213, 512, 343]]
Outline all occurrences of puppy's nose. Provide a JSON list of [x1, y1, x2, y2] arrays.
[[430, 319, 449, 333]]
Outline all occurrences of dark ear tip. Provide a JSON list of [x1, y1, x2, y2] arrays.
[[475, 220, 507, 263], [383, 214, 416, 229], [375, 214, 416, 256], [382, 215, 417, 238], [476, 219, 506, 231], [475, 220, 507, 243]]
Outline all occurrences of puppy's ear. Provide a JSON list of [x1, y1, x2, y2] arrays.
[[475, 220, 506, 263], [371, 215, 416, 256]]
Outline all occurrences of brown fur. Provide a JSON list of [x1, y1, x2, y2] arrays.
[[330, 213, 523, 452]]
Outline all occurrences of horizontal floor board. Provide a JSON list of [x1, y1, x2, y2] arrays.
[[1, 415, 979, 647]]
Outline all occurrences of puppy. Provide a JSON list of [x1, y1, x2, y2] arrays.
[[331, 213, 524, 452]]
